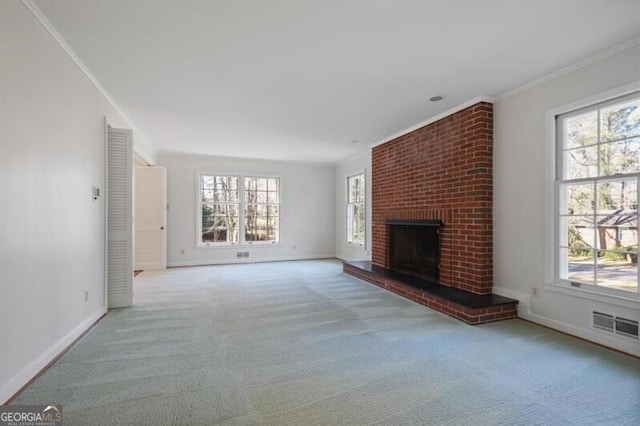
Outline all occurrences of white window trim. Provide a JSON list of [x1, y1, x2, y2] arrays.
[[544, 81, 640, 304], [346, 170, 366, 248], [196, 171, 282, 248]]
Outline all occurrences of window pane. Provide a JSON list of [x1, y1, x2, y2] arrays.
[[201, 204, 238, 243], [599, 137, 640, 176], [595, 217, 636, 250], [563, 216, 595, 250], [564, 111, 597, 149], [348, 173, 365, 203], [347, 203, 365, 244], [596, 179, 638, 212], [562, 183, 594, 215], [203, 175, 238, 203], [566, 249, 596, 285], [564, 146, 598, 179], [600, 98, 640, 142], [202, 189, 214, 202], [202, 175, 214, 189], [355, 175, 364, 202], [596, 253, 637, 292], [354, 203, 365, 243]]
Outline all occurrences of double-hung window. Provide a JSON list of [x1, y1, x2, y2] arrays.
[[347, 172, 365, 245], [200, 174, 279, 245], [556, 92, 639, 297], [244, 177, 279, 243], [201, 175, 239, 244]]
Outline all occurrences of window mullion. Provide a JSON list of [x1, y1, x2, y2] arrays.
[[239, 177, 245, 244], [593, 181, 598, 287]]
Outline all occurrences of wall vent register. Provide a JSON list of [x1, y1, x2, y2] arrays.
[[593, 311, 639, 339]]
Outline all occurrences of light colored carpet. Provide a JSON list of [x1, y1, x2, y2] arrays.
[[12, 259, 640, 425]]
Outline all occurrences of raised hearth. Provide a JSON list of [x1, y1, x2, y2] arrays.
[[343, 261, 518, 325]]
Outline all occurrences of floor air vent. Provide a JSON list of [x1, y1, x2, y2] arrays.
[[236, 251, 250, 258], [593, 312, 639, 339]]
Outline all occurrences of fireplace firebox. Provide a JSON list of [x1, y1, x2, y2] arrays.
[[387, 220, 442, 282]]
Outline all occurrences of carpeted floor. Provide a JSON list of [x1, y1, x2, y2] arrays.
[[12, 259, 640, 425]]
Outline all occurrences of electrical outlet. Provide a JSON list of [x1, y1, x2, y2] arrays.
[[180, 249, 185, 255], [532, 287, 538, 296], [84, 290, 89, 302]]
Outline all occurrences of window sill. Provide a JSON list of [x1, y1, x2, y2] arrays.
[[347, 242, 365, 248], [544, 282, 639, 310], [196, 242, 282, 249]]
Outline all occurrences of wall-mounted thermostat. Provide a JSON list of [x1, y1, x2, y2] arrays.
[[92, 186, 101, 201]]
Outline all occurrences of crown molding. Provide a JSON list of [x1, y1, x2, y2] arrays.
[[496, 36, 640, 101], [21, 0, 150, 147], [369, 96, 494, 149], [155, 150, 336, 168]]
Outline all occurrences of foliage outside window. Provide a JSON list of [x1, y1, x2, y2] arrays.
[[557, 93, 639, 295], [347, 173, 365, 245], [201, 175, 239, 244], [244, 177, 279, 243], [200, 174, 280, 245]]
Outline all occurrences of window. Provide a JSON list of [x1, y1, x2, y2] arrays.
[[244, 177, 279, 243], [200, 174, 279, 245], [347, 173, 365, 245], [201, 175, 239, 244], [556, 92, 639, 296]]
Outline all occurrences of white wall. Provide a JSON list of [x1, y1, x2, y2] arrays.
[[494, 43, 640, 356], [334, 151, 372, 262], [157, 153, 335, 266], [0, 0, 153, 403]]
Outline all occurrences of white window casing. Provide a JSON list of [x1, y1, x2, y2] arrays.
[[198, 173, 280, 247], [545, 82, 640, 302], [347, 172, 365, 246]]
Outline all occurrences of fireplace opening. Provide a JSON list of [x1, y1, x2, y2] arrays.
[[387, 220, 442, 282]]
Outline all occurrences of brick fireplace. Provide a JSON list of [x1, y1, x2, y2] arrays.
[[343, 101, 518, 324]]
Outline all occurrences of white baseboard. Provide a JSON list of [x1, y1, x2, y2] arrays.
[[0, 308, 106, 404], [492, 286, 639, 357], [167, 254, 337, 268], [518, 310, 640, 357]]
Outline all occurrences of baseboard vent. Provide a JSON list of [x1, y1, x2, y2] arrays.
[[615, 317, 639, 339], [593, 311, 639, 339], [236, 251, 250, 258]]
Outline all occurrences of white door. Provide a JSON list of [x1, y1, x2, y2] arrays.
[[107, 126, 133, 308], [134, 166, 167, 270]]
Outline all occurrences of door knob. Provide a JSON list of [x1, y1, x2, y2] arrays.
[[160, 226, 164, 230]]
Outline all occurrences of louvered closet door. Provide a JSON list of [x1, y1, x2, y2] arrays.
[[134, 166, 167, 270], [107, 126, 133, 308]]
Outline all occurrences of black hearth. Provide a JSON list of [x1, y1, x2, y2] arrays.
[[387, 220, 441, 282]]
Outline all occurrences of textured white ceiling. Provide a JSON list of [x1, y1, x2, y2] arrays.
[[33, 0, 640, 163]]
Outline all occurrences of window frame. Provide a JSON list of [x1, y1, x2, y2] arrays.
[[546, 82, 640, 302], [346, 171, 366, 247], [197, 172, 281, 247]]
